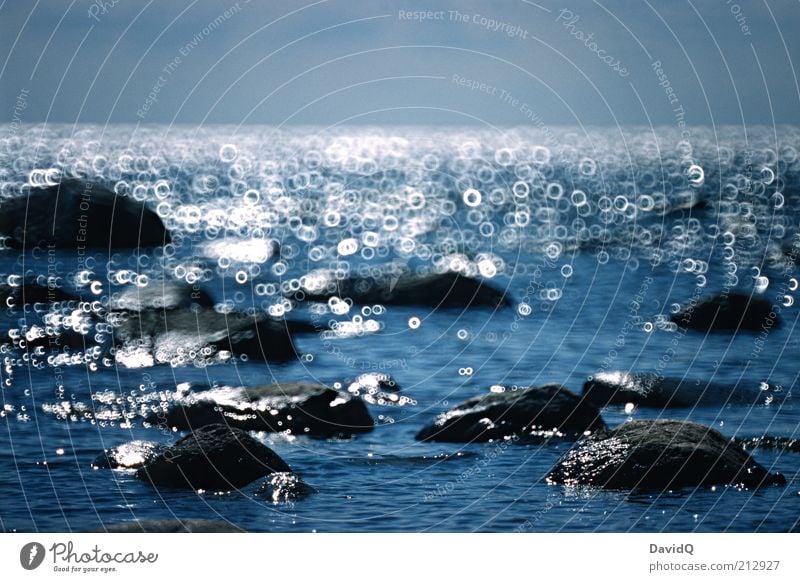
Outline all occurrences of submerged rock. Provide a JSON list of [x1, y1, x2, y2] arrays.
[[99, 519, 245, 533], [671, 292, 777, 331], [109, 281, 214, 312], [415, 384, 606, 443], [92, 440, 167, 469], [111, 308, 298, 364], [547, 420, 786, 490], [582, 372, 782, 408], [148, 382, 374, 437], [297, 270, 510, 308], [0, 179, 171, 249], [136, 424, 291, 490], [255, 472, 316, 503]]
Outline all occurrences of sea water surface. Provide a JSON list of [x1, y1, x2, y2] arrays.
[[0, 125, 798, 532]]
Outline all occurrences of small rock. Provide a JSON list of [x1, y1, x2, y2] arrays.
[[112, 308, 298, 364], [415, 384, 606, 443], [671, 292, 777, 331], [149, 382, 374, 437], [255, 472, 316, 503], [136, 424, 291, 490], [582, 372, 782, 408], [547, 420, 786, 490], [297, 270, 510, 308]]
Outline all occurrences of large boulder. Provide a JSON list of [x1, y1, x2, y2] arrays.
[[547, 420, 786, 490], [136, 424, 291, 490], [296, 269, 510, 308], [148, 382, 374, 437], [0, 179, 171, 249], [582, 372, 782, 408], [415, 384, 606, 443], [92, 440, 167, 469], [671, 292, 776, 331], [98, 519, 245, 533], [111, 308, 298, 364]]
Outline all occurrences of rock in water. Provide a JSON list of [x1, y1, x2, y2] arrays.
[[297, 270, 510, 308], [136, 424, 291, 490], [255, 472, 316, 503], [671, 292, 776, 331], [149, 382, 374, 437], [547, 420, 786, 490], [0, 179, 171, 248], [582, 372, 782, 408], [98, 519, 245, 533], [0, 277, 80, 306], [415, 384, 606, 443], [111, 308, 297, 363], [92, 441, 167, 469], [109, 281, 214, 311]]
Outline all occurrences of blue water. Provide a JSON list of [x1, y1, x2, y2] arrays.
[[1, 125, 799, 532]]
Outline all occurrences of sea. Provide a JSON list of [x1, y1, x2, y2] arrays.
[[0, 124, 798, 532]]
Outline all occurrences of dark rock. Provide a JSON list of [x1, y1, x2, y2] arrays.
[[671, 292, 777, 331], [109, 281, 214, 311], [111, 308, 298, 363], [415, 384, 606, 443], [348, 372, 400, 392], [0, 179, 171, 249], [0, 277, 80, 306], [98, 519, 245, 533], [148, 382, 374, 437], [297, 270, 510, 308], [136, 424, 291, 490], [92, 441, 168, 469], [255, 472, 316, 503], [547, 420, 786, 490], [582, 372, 782, 408], [345, 373, 410, 406]]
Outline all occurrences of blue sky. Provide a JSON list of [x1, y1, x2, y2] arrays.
[[1, 0, 798, 126]]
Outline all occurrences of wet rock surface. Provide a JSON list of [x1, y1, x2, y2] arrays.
[[415, 384, 606, 443], [547, 420, 786, 490], [0, 179, 171, 249], [148, 382, 374, 437], [136, 424, 291, 490], [92, 440, 167, 469], [582, 372, 783, 408], [296, 270, 510, 308], [111, 308, 298, 364], [671, 292, 777, 331]]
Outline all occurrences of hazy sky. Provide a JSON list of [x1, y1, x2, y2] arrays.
[[1, 0, 798, 127]]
